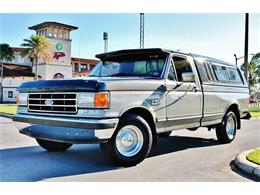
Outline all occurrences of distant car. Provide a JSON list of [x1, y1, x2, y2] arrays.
[[13, 48, 250, 166]]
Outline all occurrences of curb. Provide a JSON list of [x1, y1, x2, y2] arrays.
[[234, 149, 260, 180], [0, 113, 13, 119]]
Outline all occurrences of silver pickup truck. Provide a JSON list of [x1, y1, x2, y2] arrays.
[[13, 48, 250, 166]]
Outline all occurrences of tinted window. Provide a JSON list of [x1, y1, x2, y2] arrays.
[[168, 61, 176, 81], [212, 63, 243, 84], [212, 64, 230, 81], [193, 58, 210, 82], [228, 68, 243, 83], [173, 56, 193, 82], [90, 54, 166, 78]]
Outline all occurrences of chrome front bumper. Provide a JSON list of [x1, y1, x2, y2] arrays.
[[13, 114, 119, 143]]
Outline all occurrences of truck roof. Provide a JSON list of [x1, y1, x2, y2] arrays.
[[95, 48, 172, 59], [96, 48, 236, 67]]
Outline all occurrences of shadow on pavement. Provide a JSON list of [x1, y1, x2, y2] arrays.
[[0, 135, 219, 182], [0, 144, 116, 182], [150, 135, 219, 157]]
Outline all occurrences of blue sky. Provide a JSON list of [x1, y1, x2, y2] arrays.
[[0, 13, 259, 64]]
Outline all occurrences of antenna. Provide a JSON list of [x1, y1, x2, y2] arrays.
[[103, 32, 108, 52], [140, 13, 144, 49]]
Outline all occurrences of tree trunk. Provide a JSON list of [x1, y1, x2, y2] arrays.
[[35, 58, 38, 81]]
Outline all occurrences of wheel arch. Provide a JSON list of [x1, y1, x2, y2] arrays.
[[119, 107, 157, 142], [224, 103, 241, 129]]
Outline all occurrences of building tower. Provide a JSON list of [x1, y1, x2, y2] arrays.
[[28, 22, 78, 80]]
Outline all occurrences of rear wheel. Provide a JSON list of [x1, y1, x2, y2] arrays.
[[100, 114, 153, 166], [158, 131, 172, 137], [36, 138, 73, 151], [216, 111, 237, 144]]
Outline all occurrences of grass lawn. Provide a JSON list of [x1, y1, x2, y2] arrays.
[[250, 106, 260, 118], [0, 104, 17, 115], [247, 149, 260, 165]]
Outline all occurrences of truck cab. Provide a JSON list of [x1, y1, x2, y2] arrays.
[[13, 48, 250, 166]]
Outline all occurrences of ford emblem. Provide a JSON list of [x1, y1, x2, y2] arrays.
[[45, 99, 54, 106]]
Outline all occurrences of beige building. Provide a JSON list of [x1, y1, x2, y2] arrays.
[[28, 22, 78, 80], [0, 21, 99, 103]]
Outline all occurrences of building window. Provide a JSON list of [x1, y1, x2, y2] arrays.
[[90, 64, 95, 71], [80, 64, 87, 70], [53, 73, 65, 80], [53, 29, 57, 37], [74, 63, 79, 71], [62, 31, 67, 39], [8, 91, 13, 98]]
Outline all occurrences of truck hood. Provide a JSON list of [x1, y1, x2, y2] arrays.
[[17, 77, 165, 93]]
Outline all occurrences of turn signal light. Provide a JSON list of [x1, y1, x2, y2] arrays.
[[94, 92, 109, 108]]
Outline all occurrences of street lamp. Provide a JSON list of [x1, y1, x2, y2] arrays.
[[234, 53, 255, 65], [103, 32, 108, 53]]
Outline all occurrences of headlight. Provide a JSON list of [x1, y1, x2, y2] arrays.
[[77, 93, 95, 108], [16, 93, 28, 106], [77, 92, 109, 108]]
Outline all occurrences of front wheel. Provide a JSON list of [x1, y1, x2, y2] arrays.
[[36, 138, 73, 151], [100, 114, 153, 166], [216, 111, 237, 144]]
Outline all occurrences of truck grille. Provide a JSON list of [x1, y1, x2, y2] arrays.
[[28, 93, 77, 114]]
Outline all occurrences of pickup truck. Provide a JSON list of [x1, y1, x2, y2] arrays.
[[13, 48, 250, 166]]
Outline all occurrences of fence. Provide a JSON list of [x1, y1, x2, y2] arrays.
[[250, 101, 260, 107]]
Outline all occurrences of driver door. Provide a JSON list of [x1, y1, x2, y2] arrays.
[[165, 54, 202, 131]]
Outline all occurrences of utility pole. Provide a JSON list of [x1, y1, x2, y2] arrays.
[[244, 13, 249, 81], [140, 13, 144, 49], [0, 62, 3, 103], [103, 32, 108, 53]]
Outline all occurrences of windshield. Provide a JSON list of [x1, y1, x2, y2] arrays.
[[89, 54, 167, 78]]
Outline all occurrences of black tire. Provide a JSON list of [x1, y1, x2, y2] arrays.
[[100, 114, 153, 166], [158, 131, 172, 137], [216, 111, 237, 144], [36, 138, 73, 151]]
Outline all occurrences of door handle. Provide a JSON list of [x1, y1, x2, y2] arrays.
[[192, 86, 198, 92]]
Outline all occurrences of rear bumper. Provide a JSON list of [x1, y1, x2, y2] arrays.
[[13, 113, 119, 143]]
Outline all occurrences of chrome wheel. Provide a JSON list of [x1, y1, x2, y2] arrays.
[[116, 125, 144, 157], [226, 115, 235, 140]]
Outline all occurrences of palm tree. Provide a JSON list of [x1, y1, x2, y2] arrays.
[[0, 43, 14, 102], [21, 35, 51, 81]]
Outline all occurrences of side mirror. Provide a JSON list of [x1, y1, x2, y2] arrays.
[[182, 72, 195, 82]]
